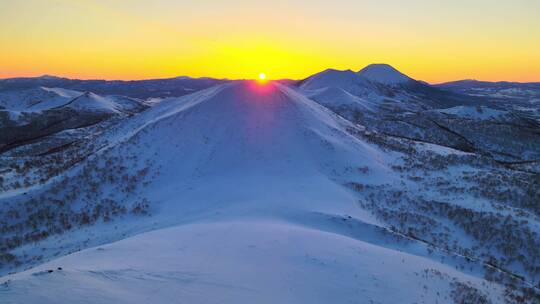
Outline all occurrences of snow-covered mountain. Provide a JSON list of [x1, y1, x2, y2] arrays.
[[1, 77, 539, 303], [358, 63, 413, 85], [0, 87, 149, 114], [299, 64, 483, 111], [298, 64, 540, 162], [0, 87, 150, 156], [298, 68, 378, 96]]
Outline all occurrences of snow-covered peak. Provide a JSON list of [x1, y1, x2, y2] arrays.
[[105, 80, 386, 183], [358, 64, 413, 85], [173, 76, 192, 80], [299, 69, 374, 95]]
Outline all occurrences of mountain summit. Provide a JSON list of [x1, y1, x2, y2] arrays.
[[358, 64, 413, 85]]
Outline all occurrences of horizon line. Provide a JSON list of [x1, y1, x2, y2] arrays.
[[2, 72, 539, 85]]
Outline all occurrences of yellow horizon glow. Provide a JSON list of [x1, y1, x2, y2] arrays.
[[1, 0, 539, 83]]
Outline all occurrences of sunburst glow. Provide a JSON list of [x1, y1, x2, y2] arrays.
[[256, 72, 268, 84], [0, 1, 539, 82]]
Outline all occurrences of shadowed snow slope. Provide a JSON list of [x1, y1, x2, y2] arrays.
[[104, 80, 390, 220], [0, 87, 147, 114], [0, 87, 79, 111]]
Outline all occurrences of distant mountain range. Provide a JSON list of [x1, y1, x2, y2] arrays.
[[2, 66, 539, 100], [436, 79, 540, 90], [0, 75, 226, 99]]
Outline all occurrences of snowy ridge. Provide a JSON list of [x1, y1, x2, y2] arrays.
[[54, 91, 121, 113], [0, 87, 79, 111], [0, 87, 148, 114]]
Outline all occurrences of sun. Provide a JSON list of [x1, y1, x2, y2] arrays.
[[254, 72, 269, 86]]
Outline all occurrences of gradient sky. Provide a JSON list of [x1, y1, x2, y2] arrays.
[[1, 0, 539, 82]]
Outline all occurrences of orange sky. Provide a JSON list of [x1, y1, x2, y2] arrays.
[[1, 0, 539, 83]]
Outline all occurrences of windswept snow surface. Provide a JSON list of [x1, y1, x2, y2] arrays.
[[0, 81, 513, 303], [1, 221, 505, 304]]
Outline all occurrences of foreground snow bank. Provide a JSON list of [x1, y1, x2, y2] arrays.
[[1, 221, 504, 304]]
